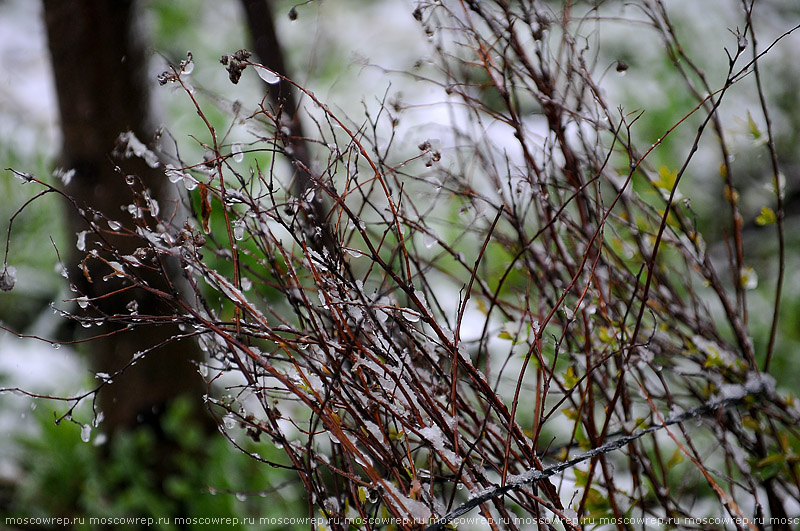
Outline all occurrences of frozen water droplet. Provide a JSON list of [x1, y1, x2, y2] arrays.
[[233, 221, 245, 241], [235, 492, 247, 502], [402, 309, 420, 322], [148, 198, 159, 217], [741, 266, 758, 290], [81, 424, 91, 442], [12, 170, 34, 183], [223, 414, 236, 430], [303, 188, 315, 203], [257, 67, 280, 84], [108, 220, 122, 231], [423, 232, 436, 248], [53, 167, 75, 185], [76, 231, 88, 251], [183, 173, 198, 191], [241, 277, 252, 291], [125, 175, 136, 185], [232, 143, 244, 163], [51, 343, 61, 350], [167, 169, 183, 183], [77, 296, 90, 309], [182, 61, 194, 75]]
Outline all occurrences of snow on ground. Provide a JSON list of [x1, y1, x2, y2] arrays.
[[0, 0, 59, 160], [0, 332, 85, 483]]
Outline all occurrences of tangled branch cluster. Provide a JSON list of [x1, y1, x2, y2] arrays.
[[6, 1, 800, 529]]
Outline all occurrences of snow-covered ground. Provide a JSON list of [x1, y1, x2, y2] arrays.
[[0, 0, 58, 159], [0, 0, 82, 484]]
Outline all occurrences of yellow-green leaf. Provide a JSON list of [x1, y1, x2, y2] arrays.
[[758, 453, 786, 468], [755, 206, 777, 226], [667, 448, 685, 468], [742, 416, 761, 431], [741, 266, 758, 290], [747, 111, 762, 140], [564, 366, 579, 387], [654, 165, 678, 191], [497, 330, 514, 341], [757, 453, 786, 479], [573, 467, 589, 486], [598, 327, 615, 344]]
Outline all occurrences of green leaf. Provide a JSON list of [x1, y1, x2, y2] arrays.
[[742, 416, 761, 431], [755, 206, 777, 226], [573, 467, 589, 487], [564, 366, 579, 388], [653, 165, 678, 191], [747, 111, 762, 140], [667, 448, 684, 468], [757, 453, 786, 480]]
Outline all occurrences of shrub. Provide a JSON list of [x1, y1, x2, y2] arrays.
[[5, 1, 799, 529]]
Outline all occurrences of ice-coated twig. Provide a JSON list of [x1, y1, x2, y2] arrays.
[[425, 374, 775, 531]]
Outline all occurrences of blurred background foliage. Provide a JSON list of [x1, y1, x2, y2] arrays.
[[7, 398, 305, 529]]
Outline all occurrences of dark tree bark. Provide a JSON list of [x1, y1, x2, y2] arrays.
[[239, 0, 335, 254], [42, 0, 207, 436], [239, 0, 310, 185]]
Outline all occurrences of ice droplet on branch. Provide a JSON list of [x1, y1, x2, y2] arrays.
[[165, 166, 183, 183], [233, 220, 245, 241], [232, 143, 244, 163], [256, 67, 280, 85], [183, 173, 198, 191]]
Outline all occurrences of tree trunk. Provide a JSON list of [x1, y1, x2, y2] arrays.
[[42, 0, 207, 436], [239, 0, 335, 254]]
